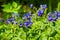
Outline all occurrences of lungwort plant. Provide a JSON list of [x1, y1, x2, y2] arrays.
[[2, 2, 21, 13]]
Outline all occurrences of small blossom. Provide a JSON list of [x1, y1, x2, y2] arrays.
[[8, 17, 15, 22], [48, 12, 58, 21], [28, 21, 32, 26], [38, 9, 44, 16], [20, 23, 23, 27], [27, 17, 32, 21], [40, 4, 47, 9], [23, 13, 30, 18], [24, 22, 29, 27], [48, 16, 53, 21], [6, 20, 10, 24], [30, 4, 33, 8]]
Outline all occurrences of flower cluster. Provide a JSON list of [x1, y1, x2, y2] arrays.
[[38, 4, 47, 16], [40, 4, 47, 9], [20, 12, 33, 27], [6, 17, 15, 24], [48, 11, 60, 21], [6, 12, 19, 24]]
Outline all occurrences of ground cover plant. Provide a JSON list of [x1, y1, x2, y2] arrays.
[[0, 1, 60, 40]]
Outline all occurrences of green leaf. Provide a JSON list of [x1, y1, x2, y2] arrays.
[[57, 2, 60, 12], [17, 5, 21, 10], [12, 2, 17, 8]]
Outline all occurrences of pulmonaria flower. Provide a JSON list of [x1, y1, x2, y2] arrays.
[[23, 21, 33, 27], [28, 21, 32, 26], [6, 20, 10, 24], [30, 4, 33, 8], [20, 23, 23, 27], [48, 12, 58, 21], [23, 13, 31, 18], [38, 9, 44, 16], [8, 17, 15, 22], [48, 16, 53, 21], [40, 4, 47, 9], [58, 13, 60, 16], [6, 17, 15, 24], [27, 17, 32, 21], [24, 22, 29, 27]]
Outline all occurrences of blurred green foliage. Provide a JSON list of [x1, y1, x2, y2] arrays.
[[2, 2, 21, 13]]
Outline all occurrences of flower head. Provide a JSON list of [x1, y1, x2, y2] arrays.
[[20, 23, 23, 27], [38, 9, 44, 16], [23, 13, 31, 18], [30, 4, 33, 8], [48, 12, 58, 21], [24, 22, 29, 27], [48, 16, 53, 21], [40, 4, 47, 9]]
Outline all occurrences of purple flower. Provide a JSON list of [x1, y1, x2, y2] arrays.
[[24, 22, 29, 27], [42, 4, 47, 9], [28, 21, 32, 26], [38, 9, 44, 16], [8, 17, 15, 22], [20, 23, 23, 27], [23, 13, 30, 18], [24, 21, 33, 27], [48, 16, 53, 21], [6, 17, 15, 24], [48, 12, 58, 21], [22, 17, 26, 20], [30, 4, 33, 8], [27, 17, 32, 21], [6, 20, 10, 24], [40, 4, 47, 9]]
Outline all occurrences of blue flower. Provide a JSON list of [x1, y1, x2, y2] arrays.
[[24, 21, 32, 27], [38, 9, 44, 16], [40, 4, 47, 9], [24, 22, 29, 27], [28, 21, 32, 26], [42, 4, 47, 9], [23, 13, 30, 18], [58, 13, 60, 16], [20, 23, 23, 27], [48, 16, 53, 21], [27, 17, 32, 21], [48, 12, 58, 21], [8, 17, 15, 22], [6, 20, 10, 24], [6, 17, 15, 24], [30, 4, 33, 8]]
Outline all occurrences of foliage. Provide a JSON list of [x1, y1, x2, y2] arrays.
[[2, 2, 22, 13], [0, 1, 60, 40]]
